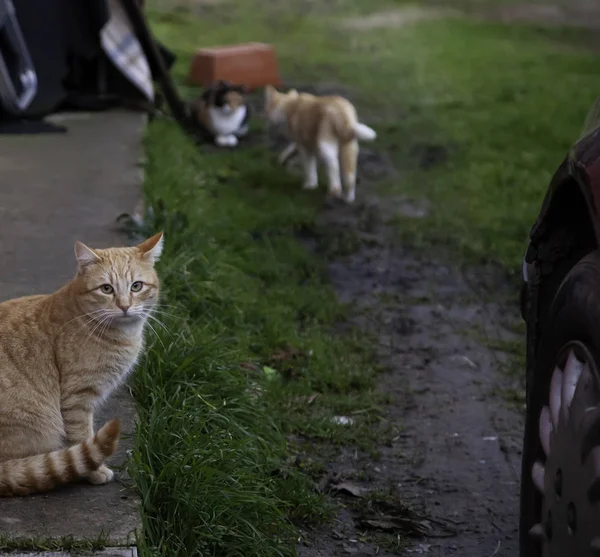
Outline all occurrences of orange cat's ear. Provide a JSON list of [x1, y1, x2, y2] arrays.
[[74, 241, 101, 267], [137, 231, 164, 263]]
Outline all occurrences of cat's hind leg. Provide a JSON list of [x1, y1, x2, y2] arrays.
[[318, 140, 342, 198], [0, 425, 63, 461], [340, 139, 359, 203], [299, 147, 318, 190], [278, 142, 298, 166]]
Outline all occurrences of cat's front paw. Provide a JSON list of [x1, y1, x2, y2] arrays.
[[215, 135, 238, 147], [215, 135, 228, 147], [87, 464, 114, 485]]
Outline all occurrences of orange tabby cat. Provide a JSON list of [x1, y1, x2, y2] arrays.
[[0, 232, 164, 496], [264, 85, 376, 203]]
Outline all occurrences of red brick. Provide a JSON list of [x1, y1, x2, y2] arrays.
[[186, 42, 282, 90]]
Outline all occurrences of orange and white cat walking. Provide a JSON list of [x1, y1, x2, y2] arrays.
[[264, 85, 376, 203], [0, 232, 164, 496]]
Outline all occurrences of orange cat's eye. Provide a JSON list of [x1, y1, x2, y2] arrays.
[[131, 281, 143, 292], [100, 284, 114, 294]]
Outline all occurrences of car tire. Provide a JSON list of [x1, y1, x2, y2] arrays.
[[520, 250, 600, 556]]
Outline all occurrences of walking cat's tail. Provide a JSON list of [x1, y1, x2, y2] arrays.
[[0, 420, 120, 497], [354, 122, 377, 141]]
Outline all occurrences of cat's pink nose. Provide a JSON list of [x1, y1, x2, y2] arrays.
[[118, 304, 131, 315]]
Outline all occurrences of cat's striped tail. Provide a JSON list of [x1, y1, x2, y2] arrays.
[[0, 420, 120, 497]]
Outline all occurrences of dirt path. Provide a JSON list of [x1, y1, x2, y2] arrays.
[[297, 154, 524, 556]]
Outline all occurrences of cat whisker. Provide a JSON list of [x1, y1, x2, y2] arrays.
[[145, 309, 171, 326], [87, 314, 111, 340], [149, 303, 180, 311], [98, 315, 114, 342], [151, 304, 185, 317], [57, 309, 107, 334], [95, 319, 109, 344], [153, 302, 180, 309], [143, 319, 167, 351], [71, 313, 109, 339], [143, 311, 174, 339], [146, 308, 183, 321], [82, 313, 112, 349]]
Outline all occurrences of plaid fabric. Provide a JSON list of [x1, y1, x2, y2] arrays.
[[100, 0, 154, 101]]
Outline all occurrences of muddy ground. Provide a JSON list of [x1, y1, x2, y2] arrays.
[[275, 137, 526, 556]]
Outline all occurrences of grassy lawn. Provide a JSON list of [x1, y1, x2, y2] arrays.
[[127, 1, 600, 555], [128, 127, 385, 555], [148, 0, 600, 270]]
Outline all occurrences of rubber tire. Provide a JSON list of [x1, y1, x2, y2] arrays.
[[520, 250, 600, 557]]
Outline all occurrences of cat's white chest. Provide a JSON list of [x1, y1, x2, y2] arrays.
[[209, 105, 247, 136]]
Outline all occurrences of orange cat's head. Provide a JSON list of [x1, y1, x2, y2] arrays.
[[264, 85, 298, 124], [72, 232, 164, 326]]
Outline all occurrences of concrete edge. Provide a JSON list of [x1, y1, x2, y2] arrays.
[[1, 548, 137, 557]]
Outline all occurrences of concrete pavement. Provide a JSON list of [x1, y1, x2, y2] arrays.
[[0, 110, 145, 552]]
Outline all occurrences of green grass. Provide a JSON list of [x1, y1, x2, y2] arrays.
[[148, 0, 600, 271], [129, 1, 600, 555], [373, 21, 600, 269], [0, 534, 110, 552], [129, 125, 386, 556]]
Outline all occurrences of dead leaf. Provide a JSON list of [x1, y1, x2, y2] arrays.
[[364, 518, 398, 530], [265, 345, 310, 381], [331, 482, 365, 497], [269, 344, 306, 362], [358, 514, 429, 535], [240, 361, 259, 372], [293, 393, 320, 405], [331, 529, 344, 540]]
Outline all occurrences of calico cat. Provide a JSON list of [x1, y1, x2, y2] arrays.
[[0, 232, 164, 496], [190, 80, 251, 147], [264, 85, 376, 203]]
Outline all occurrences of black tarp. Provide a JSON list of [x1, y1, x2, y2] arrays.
[[3, 0, 175, 121], [12, 0, 109, 116]]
